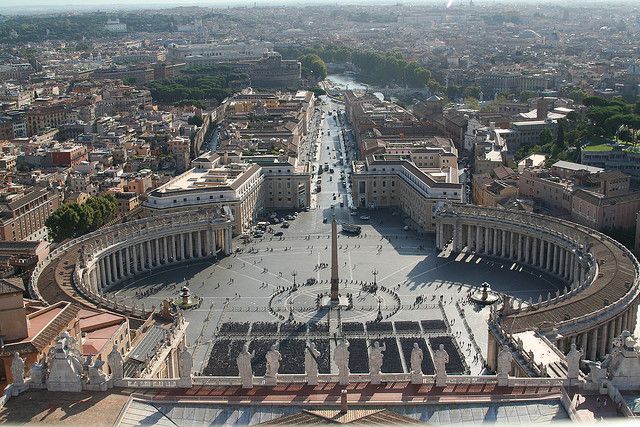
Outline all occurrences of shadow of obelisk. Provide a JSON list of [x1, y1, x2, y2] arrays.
[[330, 216, 339, 301]]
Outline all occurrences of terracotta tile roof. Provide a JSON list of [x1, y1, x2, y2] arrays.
[[0, 301, 79, 357], [0, 277, 24, 295]]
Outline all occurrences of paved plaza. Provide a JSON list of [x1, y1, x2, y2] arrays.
[[106, 207, 565, 375]]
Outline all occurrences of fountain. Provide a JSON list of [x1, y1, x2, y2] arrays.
[[470, 282, 500, 305], [173, 285, 201, 310]]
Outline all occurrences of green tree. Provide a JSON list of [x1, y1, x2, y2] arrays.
[[298, 54, 328, 80], [46, 195, 117, 242], [540, 128, 554, 146], [463, 86, 482, 100], [188, 115, 203, 126], [518, 90, 536, 102], [464, 97, 480, 110]]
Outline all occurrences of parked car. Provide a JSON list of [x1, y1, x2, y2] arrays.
[[359, 215, 370, 220], [282, 222, 290, 228], [273, 231, 284, 237]]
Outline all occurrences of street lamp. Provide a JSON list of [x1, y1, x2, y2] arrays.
[[372, 268, 378, 292], [291, 270, 298, 290]]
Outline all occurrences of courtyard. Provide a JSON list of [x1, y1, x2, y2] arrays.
[[105, 207, 565, 376]]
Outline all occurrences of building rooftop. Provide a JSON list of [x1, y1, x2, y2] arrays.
[[552, 160, 603, 174], [153, 163, 260, 194]]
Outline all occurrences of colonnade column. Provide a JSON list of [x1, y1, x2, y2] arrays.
[[154, 239, 160, 266], [608, 320, 616, 352], [599, 324, 608, 359], [105, 254, 112, 286], [133, 244, 139, 273], [146, 240, 152, 268], [225, 228, 232, 255], [196, 231, 203, 258], [187, 233, 194, 259], [476, 226, 482, 253], [117, 250, 123, 280], [501, 230, 507, 258], [125, 247, 131, 277], [517, 234, 523, 262], [467, 225, 473, 251], [484, 227, 489, 255], [99, 258, 107, 289], [163, 237, 169, 263], [589, 327, 598, 361]]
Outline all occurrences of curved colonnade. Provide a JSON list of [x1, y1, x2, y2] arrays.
[[31, 209, 234, 317], [435, 203, 640, 361]]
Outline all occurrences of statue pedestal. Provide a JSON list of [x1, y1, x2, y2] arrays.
[[241, 377, 253, 389], [264, 375, 277, 386], [497, 373, 509, 387], [435, 374, 446, 387], [339, 373, 349, 386], [320, 295, 349, 309], [411, 373, 423, 385], [307, 373, 318, 386], [370, 372, 381, 385]]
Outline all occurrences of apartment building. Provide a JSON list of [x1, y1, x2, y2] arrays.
[[144, 152, 310, 234], [0, 186, 61, 241], [351, 155, 463, 231]]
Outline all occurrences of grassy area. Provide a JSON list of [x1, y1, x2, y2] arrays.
[[583, 143, 614, 152]]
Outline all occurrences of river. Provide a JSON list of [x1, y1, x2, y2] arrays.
[[325, 73, 385, 101]]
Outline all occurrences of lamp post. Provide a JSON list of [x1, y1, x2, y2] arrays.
[[372, 268, 378, 293], [291, 270, 298, 290]]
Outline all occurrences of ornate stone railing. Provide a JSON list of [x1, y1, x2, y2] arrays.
[[30, 208, 233, 313], [437, 203, 640, 339]]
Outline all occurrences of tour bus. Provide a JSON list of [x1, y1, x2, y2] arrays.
[[341, 223, 362, 235]]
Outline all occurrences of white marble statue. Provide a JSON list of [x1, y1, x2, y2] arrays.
[[88, 359, 108, 384], [46, 337, 83, 392], [566, 342, 582, 380], [592, 331, 640, 391], [410, 343, 424, 375], [497, 347, 513, 385], [434, 344, 449, 386], [179, 347, 193, 380], [107, 346, 125, 381], [265, 344, 282, 385], [237, 343, 255, 389], [11, 352, 25, 385], [334, 337, 350, 385], [30, 355, 47, 384], [305, 342, 321, 385], [368, 341, 386, 384]]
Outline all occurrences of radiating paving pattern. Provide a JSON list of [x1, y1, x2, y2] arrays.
[[117, 400, 569, 426]]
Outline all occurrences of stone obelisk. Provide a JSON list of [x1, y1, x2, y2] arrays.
[[330, 216, 339, 301]]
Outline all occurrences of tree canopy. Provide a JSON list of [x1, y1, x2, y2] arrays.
[[146, 65, 244, 105], [280, 44, 431, 88], [46, 195, 118, 242], [298, 54, 328, 80]]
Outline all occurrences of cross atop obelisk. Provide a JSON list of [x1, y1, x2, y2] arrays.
[[330, 216, 339, 301]]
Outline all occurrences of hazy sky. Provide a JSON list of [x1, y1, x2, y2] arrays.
[[0, 0, 630, 15]]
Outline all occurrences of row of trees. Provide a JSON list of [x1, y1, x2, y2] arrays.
[[146, 66, 244, 105], [0, 13, 175, 43], [280, 44, 431, 88], [514, 96, 640, 165], [583, 96, 640, 138], [45, 195, 118, 242]]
